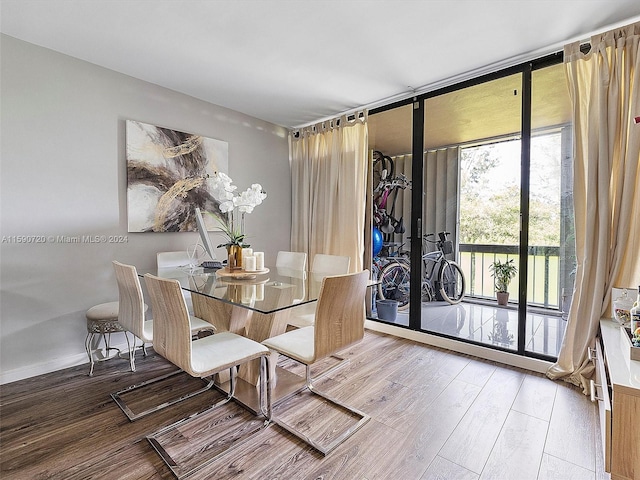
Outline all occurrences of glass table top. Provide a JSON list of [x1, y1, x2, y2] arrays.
[[146, 265, 323, 315]]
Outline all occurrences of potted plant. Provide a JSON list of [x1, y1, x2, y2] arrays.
[[206, 172, 267, 270], [489, 258, 517, 306], [214, 214, 249, 270]]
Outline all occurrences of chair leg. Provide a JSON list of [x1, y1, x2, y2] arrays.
[[124, 331, 135, 372], [86, 330, 132, 376], [260, 356, 272, 422], [113, 334, 150, 373], [312, 353, 350, 381], [270, 363, 370, 456], [111, 370, 216, 421], [146, 356, 272, 479]]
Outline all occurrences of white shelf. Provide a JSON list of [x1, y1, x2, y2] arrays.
[[600, 318, 640, 395]]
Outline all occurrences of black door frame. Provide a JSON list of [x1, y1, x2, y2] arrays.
[[369, 52, 564, 362]]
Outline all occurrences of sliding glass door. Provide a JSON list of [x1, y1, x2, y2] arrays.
[[422, 73, 523, 350], [368, 103, 413, 326], [525, 63, 574, 357], [367, 55, 573, 361]]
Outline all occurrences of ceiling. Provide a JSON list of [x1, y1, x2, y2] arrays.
[[2, 0, 639, 129], [369, 62, 571, 156]]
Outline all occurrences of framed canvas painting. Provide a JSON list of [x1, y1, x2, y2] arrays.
[[126, 120, 228, 232]]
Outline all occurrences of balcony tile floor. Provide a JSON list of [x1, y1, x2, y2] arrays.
[[372, 301, 567, 358]]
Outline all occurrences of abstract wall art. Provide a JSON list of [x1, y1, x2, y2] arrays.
[[126, 120, 228, 232]]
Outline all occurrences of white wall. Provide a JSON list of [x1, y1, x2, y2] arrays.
[[0, 35, 291, 383]]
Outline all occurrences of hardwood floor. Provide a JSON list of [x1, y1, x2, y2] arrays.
[[0, 331, 607, 479]]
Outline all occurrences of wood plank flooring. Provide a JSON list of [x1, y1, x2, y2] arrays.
[[0, 331, 607, 479]]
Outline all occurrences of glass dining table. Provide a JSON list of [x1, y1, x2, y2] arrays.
[[148, 264, 327, 412], [168, 265, 321, 314]]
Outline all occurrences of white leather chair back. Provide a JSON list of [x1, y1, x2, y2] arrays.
[[311, 254, 350, 275], [275, 251, 307, 271]]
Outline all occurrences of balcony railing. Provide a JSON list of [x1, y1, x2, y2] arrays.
[[458, 243, 562, 310]]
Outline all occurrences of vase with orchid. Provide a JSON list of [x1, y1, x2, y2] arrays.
[[206, 172, 266, 270]]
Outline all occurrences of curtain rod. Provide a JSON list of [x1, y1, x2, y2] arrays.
[[290, 110, 367, 138]]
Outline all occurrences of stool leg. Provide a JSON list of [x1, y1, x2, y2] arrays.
[[85, 332, 96, 377]]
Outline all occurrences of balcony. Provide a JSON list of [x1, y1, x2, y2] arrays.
[[458, 243, 573, 312], [372, 243, 571, 358]]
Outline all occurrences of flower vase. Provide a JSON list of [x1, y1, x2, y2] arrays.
[[227, 244, 243, 271]]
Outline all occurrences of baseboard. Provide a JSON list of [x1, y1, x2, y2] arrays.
[[364, 320, 552, 374], [0, 339, 131, 385], [3, 325, 552, 384]]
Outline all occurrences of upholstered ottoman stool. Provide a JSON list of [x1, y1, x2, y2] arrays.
[[85, 302, 132, 376]]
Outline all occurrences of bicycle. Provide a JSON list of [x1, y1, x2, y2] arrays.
[[375, 242, 411, 311], [375, 231, 465, 309], [421, 232, 465, 304]]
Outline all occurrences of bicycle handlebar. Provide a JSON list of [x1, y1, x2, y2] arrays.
[[423, 231, 450, 243], [374, 174, 411, 193]]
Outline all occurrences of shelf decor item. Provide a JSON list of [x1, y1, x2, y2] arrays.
[[489, 258, 517, 306], [613, 288, 634, 326], [206, 172, 267, 271], [630, 285, 640, 336]]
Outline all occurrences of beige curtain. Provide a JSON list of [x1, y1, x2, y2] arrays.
[[423, 147, 461, 255], [290, 112, 368, 272], [388, 147, 460, 253], [547, 22, 640, 393]]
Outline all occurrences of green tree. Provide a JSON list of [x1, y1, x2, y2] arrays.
[[460, 144, 500, 196], [459, 137, 561, 247]]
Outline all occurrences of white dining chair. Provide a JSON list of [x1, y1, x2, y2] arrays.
[[157, 250, 197, 313], [263, 270, 370, 455], [287, 253, 351, 329], [111, 261, 151, 372], [110, 261, 216, 421], [275, 251, 307, 270], [143, 273, 272, 478], [274, 252, 308, 304], [311, 253, 350, 275], [156, 251, 192, 268]]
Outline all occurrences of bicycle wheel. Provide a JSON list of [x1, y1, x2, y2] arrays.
[[421, 281, 433, 303], [377, 261, 410, 310], [438, 261, 465, 304]]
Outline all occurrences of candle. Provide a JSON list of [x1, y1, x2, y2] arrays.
[[242, 248, 253, 263], [254, 252, 264, 271], [244, 255, 257, 271], [242, 285, 256, 304]]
